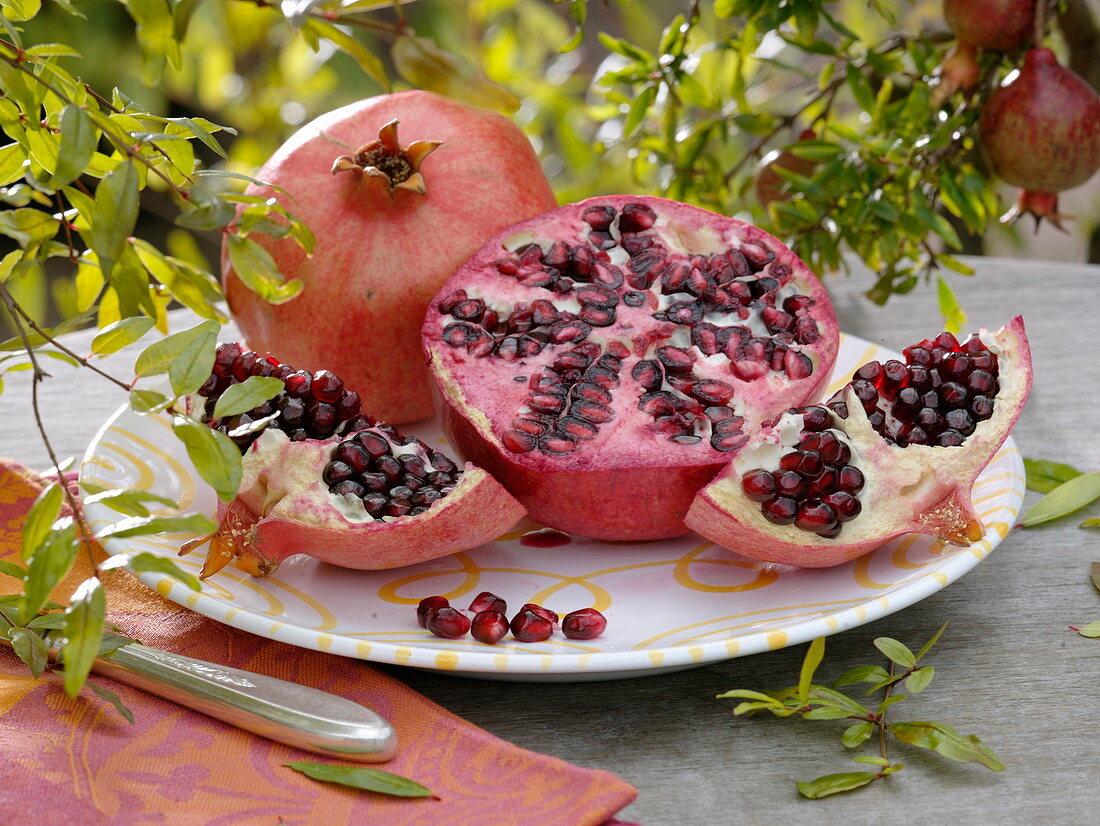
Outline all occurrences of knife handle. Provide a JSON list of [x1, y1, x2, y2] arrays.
[[94, 643, 397, 762]]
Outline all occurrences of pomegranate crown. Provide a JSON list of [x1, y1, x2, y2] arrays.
[[331, 118, 443, 195]]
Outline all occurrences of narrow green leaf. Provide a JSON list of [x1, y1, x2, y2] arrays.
[[785, 140, 843, 162], [224, 234, 302, 305], [283, 763, 433, 798], [91, 316, 155, 356], [1075, 621, 1100, 638], [1091, 562, 1100, 593], [8, 627, 49, 678], [51, 105, 97, 188], [798, 637, 826, 702], [0, 142, 27, 188], [890, 721, 1003, 770], [88, 682, 135, 723], [61, 577, 106, 697], [1023, 458, 1083, 494], [797, 771, 879, 799], [905, 666, 935, 693], [873, 637, 916, 669], [26, 613, 66, 630], [90, 160, 139, 277], [833, 664, 889, 688], [915, 621, 949, 661], [936, 276, 966, 336], [94, 513, 216, 540], [0, 560, 25, 579], [1020, 472, 1100, 527], [303, 19, 389, 91], [804, 706, 853, 720], [98, 551, 202, 592], [841, 721, 875, 748], [133, 319, 219, 378], [168, 321, 217, 396], [623, 85, 656, 138], [21, 482, 64, 562], [846, 64, 875, 113], [1080, 519, 1100, 528], [0, 208, 59, 249], [83, 488, 178, 517], [211, 376, 284, 419], [171, 416, 242, 502], [716, 688, 783, 705], [20, 523, 78, 624]]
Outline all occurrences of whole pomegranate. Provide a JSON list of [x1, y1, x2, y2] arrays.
[[686, 318, 1032, 567], [421, 196, 839, 541], [979, 49, 1100, 229], [222, 91, 558, 425], [755, 130, 818, 209], [182, 343, 525, 578], [943, 0, 1033, 51]]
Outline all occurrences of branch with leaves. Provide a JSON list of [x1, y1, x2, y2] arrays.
[[718, 626, 1003, 799]]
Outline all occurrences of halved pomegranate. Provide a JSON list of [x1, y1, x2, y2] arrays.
[[182, 343, 525, 578], [685, 318, 1031, 567], [422, 196, 839, 540]]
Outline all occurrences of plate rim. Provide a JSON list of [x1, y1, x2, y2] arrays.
[[80, 332, 1025, 679]]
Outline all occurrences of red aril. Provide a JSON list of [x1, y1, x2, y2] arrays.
[[422, 196, 839, 540], [427, 607, 471, 639], [686, 318, 1032, 567], [561, 608, 607, 640], [471, 610, 510, 644], [222, 91, 557, 425], [417, 595, 449, 628], [510, 610, 555, 643]]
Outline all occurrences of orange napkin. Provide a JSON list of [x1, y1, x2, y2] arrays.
[[0, 459, 637, 824]]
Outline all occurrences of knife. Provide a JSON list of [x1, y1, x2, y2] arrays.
[[0, 633, 398, 762]]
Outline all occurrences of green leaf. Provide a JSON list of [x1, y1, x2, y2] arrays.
[[391, 35, 518, 114], [846, 64, 875, 113], [303, 19, 389, 92], [1020, 472, 1100, 527], [936, 276, 966, 336], [98, 551, 202, 592], [88, 682, 135, 723], [91, 317, 156, 356], [20, 524, 78, 623], [833, 664, 890, 688], [1092, 562, 1100, 593], [51, 105, 97, 188], [8, 627, 49, 678], [889, 721, 1004, 771], [915, 621, 949, 661], [796, 771, 879, 799], [0, 208, 58, 249], [873, 637, 916, 669], [851, 755, 890, 766], [90, 160, 140, 277], [785, 140, 843, 162], [210, 376, 284, 419], [841, 720, 875, 748], [133, 319, 219, 378], [905, 666, 935, 693], [0, 0, 41, 23], [0, 560, 25, 580], [623, 85, 656, 138], [129, 388, 172, 414], [224, 234, 302, 305], [283, 762, 433, 798], [1080, 518, 1100, 528], [171, 416, 242, 502], [168, 321, 217, 396], [798, 637, 825, 702], [94, 513, 216, 540], [1075, 621, 1100, 638], [22, 482, 64, 562], [61, 577, 106, 697], [803, 705, 853, 720], [83, 488, 178, 518], [1023, 458, 1083, 494]]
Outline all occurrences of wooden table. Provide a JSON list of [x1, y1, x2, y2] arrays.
[[2, 256, 1097, 823]]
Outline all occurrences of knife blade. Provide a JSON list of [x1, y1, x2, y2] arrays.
[[1, 634, 398, 762]]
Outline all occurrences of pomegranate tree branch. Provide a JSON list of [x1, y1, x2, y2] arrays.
[[0, 285, 97, 560], [1058, 0, 1100, 91], [0, 285, 134, 394], [231, 0, 408, 36], [1034, 0, 1048, 48]]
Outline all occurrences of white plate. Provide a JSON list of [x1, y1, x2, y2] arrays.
[[80, 333, 1025, 682]]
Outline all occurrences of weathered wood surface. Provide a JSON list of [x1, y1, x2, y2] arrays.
[[1, 257, 1097, 824]]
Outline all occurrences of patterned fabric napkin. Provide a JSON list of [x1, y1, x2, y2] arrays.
[[0, 459, 637, 824]]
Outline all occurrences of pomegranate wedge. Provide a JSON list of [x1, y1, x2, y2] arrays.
[[183, 343, 525, 577], [686, 317, 1031, 567]]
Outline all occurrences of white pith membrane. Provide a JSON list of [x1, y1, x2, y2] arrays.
[[688, 319, 1030, 561], [424, 197, 839, 472]]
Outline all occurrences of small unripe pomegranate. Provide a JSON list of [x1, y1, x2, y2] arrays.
[[931, 41, 983, 106], [979, 49, 1100, 229], [943, 0, 1033, 51], [755, 130, 817, 208]]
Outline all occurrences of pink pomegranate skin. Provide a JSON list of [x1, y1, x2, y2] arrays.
[[222, 91, 557, 425], [423, 196, 839, 541], [687, 318, 1031, 568], [979, 49, 1100, 194], [943, 0, 1033, 51]]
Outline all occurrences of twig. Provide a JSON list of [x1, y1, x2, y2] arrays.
[[1034, 0, 1048, 47], [234, 0, 407, 36]]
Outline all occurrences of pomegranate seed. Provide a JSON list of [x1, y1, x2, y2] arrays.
[[773, 470, 807, 499], [795, 500, 838, 533], [471, 610, 509, 644], [822, 491, 861, 521], [518, 603, 559, 629], [284, 370, 312, 398], [417, 595, 449, 628], [854, 361, 883, 384], [469, 591, 507, 615], [311, 370, 343, 403], [562, 608, 607, 640], [761, 497, 798, 525], [944, 408, 975, 435], [510, 610, 554, 643], [933, 331, 959, 350], [837, 466, 865, 493], [970, 395, 994, 420], [619, 202, 656, 232], [427, 606, 471, 639], [939, 382, 968, 407], [937, 430, 965, 447], [806, 467, 838, 498]]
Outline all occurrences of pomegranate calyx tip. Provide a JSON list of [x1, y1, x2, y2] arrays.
[[330, 118, 443, 195]]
